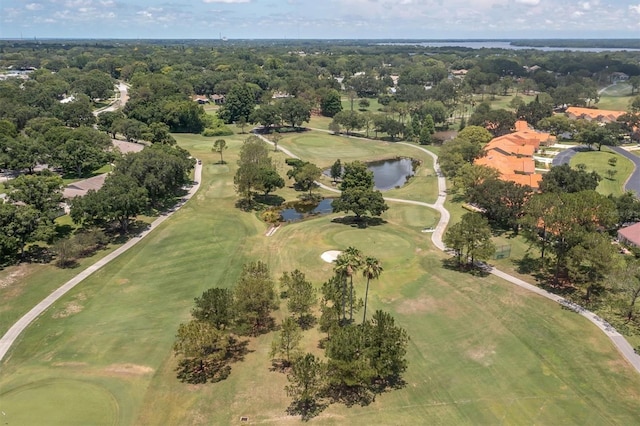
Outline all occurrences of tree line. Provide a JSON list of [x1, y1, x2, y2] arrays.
[[5, 39, 640, 155]]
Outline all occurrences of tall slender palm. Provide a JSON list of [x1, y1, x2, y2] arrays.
[[361, 256, 383, 324], [333, 247, 363, 324], [333, 255, 350, 323], [343, 247, 363, 322]]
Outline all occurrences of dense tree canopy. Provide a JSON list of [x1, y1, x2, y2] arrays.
[[234, 136, 282, 201], [332, 161, 388, 221], [218, 83, 257, 124], [539, 164, 601, 193], [443, 212, 496, 267]]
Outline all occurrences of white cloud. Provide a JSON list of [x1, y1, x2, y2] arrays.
[[515, 0, 540, 5], [25, 3, 44, 11], [579, 1, 599, 10], [630, 4, 640, 14], [203, 0, 250, 3], [64, 0, 92, 7]]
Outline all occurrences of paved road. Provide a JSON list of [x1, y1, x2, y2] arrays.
[[0, 161, 202, 362], [93, 81, 129, 116], [610, 146, 640, 196], [552, 145, 589, 166], [259, 129, 640, 374]]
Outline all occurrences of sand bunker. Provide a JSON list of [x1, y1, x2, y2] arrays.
[[321, 250, 342, 263]]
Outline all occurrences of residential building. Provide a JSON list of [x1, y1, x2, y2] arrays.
[[474, 120, 552, 189], [618, 222, 640, 247], [565, 107, 626, 124]]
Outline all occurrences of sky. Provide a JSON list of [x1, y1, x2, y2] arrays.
[[1, 0, 640, 39]]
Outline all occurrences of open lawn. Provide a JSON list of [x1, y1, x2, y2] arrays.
[[341, 97, 385, 114], [600, 82, 633, 97], [569, 148, 635, 196], [597, 96, 634, 111], [1, 133, 640, 424], [476, 93, 537, 111], [597, 83, 634, 111], [0, 245, 120, 337]]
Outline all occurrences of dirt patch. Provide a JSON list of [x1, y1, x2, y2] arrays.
[[52, 361, 88, 368], [396, 295, 462, 318], [396, 296, 438, 315], [116, 278, 130, 285], [499, 292, 524, 308], [0, 264, 28, 289], [467, 345, 496, 367], [104, 363, 154, 376], [52, 301, 84, 318]]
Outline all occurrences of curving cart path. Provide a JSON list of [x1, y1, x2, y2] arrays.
[[4, 129, 640, 373], [258, 132, 640, 373], [610, 146, 640, 197], [0, 161, 202, 362]]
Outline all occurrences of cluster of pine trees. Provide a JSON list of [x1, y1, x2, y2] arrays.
[[173, 249, 410, 420]]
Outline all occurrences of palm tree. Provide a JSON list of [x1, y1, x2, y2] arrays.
[[343, 246, 363, 322], [333, 246, 362, 323], [333, 255, 350, 323], [361, 256, 383, 324]]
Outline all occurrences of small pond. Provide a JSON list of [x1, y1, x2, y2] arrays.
[[280, 198, 335, 222], [324, 158, 416, 191], [368, 158, 415, 190]]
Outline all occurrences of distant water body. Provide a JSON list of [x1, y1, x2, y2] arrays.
[[379, 41, 640, 52]]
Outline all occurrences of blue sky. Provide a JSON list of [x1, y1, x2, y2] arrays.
[[1, 0, 640, 39]]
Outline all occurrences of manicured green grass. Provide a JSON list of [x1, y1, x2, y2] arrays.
[[597, 83, 634, 111], [475, 93, 536, 111], [600, 82, 633, 97], [308, 114, 334, 130], [569, 148, 635, 196], [341, 97, 385, 113], [61, 164, 113, 186], [2, 132, 640, 424], [597, 95, 634, 111], [0, 247, 120, 337]]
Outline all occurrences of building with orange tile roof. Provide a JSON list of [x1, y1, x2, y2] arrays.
[[618, 222, 640, 247], [473, 120, 545, 189], [565, 107, 626, 123]]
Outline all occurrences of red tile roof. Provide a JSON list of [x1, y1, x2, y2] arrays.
[[618, 222, 640, 247], [473, 120, 545, 189], [566, 107, 625, 123]]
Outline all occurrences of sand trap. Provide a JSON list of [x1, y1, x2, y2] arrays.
[[321, 250, 342, 263]]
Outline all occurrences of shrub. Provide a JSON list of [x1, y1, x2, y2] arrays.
[[53, 238, 79, 268], [202, 127, 233, 137], [75, 229, 108, 256], [285, 158, 305, 167]]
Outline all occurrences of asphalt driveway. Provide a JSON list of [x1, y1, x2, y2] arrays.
[[552, 145, 589, 166], [610, 146, 640, 196]]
